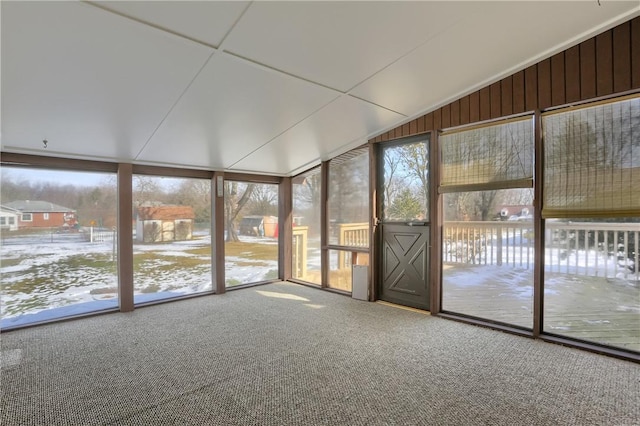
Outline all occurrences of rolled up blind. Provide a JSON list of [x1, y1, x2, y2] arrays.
[[542, 95, 640, 218], [440, 116, 534, 193]]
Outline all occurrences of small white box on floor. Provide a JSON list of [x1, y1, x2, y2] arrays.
[[352, 265, 368, 301]]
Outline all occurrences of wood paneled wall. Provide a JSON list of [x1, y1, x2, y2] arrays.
[[371, 17, 640, 142]]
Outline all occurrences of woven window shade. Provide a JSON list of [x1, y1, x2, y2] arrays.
[[440, 116, 534, 192], [542, 95, 640, 218]]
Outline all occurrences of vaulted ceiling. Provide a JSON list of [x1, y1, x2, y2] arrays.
[[2, 1, 638, 176]]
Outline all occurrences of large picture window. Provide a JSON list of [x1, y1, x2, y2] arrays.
[[440, 116, 535, 329], [542, 95, 639, 351], [224, 181, 279, 287], [1, 167, 118, 327], [132, 175, 212, 304]]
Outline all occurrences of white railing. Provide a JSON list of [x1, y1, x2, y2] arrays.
[[444, 221, 640, 281], [292, 226, 308, 279]]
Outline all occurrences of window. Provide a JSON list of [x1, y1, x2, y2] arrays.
[[9, 217, 15, 225], [542, 95, 640, 351], [328, 147, 369, 247], [132, 175, 212, 304], [224, 181, 279, 287], [440, 116, 535, 329], [43, 213, 49, 220], [0, 217, 5, 225], [0, 167, 118, 328], [327, 147, 369, 292], [292, 167, 321, 285], [381, 138, 429, 222]]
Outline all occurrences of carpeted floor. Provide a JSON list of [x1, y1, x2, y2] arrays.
[[1, 282, 638, 425]]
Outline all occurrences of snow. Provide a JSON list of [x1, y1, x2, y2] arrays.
[[3, 230, 637, 330], [0, 234, 278, 327]]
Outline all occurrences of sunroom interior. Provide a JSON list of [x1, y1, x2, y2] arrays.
[[1, 1, 639, 363]]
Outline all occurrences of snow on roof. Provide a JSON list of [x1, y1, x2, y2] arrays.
[[137, 205, 195, 221], [4, 200, 75, 213]]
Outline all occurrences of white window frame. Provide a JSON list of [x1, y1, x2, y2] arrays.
[[21, 213, 33, 222]]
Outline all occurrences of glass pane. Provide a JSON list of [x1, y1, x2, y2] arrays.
[[441, 117, 534, 188], [328, 148, 369, 247], [544, 218, 639, 351], [1, 167, 118, 327], [292, 168, 321, 285], [442, 189, 534, 328], [224, 181, 279, 287], [133, 175, 212, 304], [542, 96, 640, 215], [328, 249, 369, 292], [381, 138, 429, 222]]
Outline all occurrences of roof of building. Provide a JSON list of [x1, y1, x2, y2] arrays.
[[0, 205, 21, 214], [137, 206, 195, 221], [4, 200, 75, 213]]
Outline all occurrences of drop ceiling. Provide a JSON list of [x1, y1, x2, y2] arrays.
[[2, 1, 638, 176]]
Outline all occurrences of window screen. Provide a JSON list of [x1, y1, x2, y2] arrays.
[[542, 95, 640, 217], [440, 116, 534, 192], [328, 146, 369, 247]]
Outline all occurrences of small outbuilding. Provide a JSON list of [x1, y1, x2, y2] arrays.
[[239, 215, 278, 237], [136, 205, 195, 242]]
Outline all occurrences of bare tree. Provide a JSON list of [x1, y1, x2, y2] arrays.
[[293, 172, 321, 234], [382, 149, 402, 218], [397, 143, 429, 217], [133, 176, 163, 207], [224, 182, 254, 242], [173, 179, 211, 223], [246, 184, 278, 216]]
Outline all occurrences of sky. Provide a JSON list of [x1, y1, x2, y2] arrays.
[[1, 167, 189, 190], [2, 167, 111, 188]]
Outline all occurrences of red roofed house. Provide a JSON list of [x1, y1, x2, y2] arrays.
[[136, 205, 195, 243], [4, 200, 77, 229]]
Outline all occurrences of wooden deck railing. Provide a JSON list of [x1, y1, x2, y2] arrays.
[[337, 222, 369, 269], [338, 222, 369, 248], [292, 226, 308, 279], [293, 220, 639, 282], [444, 221, 639, 281]]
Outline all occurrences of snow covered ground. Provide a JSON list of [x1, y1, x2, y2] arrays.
[[0, 233, 277, 327], [2, 230, 637, 350]]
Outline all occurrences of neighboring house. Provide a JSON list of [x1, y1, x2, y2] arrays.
[[4, 200, 77, 229], [0, 205, 20, 231], [136, 205, 195, 242]]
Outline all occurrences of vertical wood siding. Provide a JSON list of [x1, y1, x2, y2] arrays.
[[374, 18, 639, 141]]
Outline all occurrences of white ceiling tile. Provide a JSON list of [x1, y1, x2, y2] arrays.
[[350, 1, 639, 117], [230, 96, 404, 175], [137, 54, 340, 170], [3, 1, 637, 176], [1, 1, 213, 161], [93, 1, 249, 47], [224, 1, 482, 93]]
